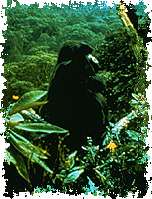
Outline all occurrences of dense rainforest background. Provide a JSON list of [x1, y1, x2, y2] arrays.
[[2, 0, 151, 198]]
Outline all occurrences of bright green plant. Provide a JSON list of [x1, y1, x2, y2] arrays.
[[3, 90, 68, 183], [3, 86, 148, 198]]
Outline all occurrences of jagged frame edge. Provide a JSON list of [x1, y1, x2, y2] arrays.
[[0, 0, 152, 198]]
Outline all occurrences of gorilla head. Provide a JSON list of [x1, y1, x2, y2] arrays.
[[57, 41, 93, 63], [57, 41, 100, 76]]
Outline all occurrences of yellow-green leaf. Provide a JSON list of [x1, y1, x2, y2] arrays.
[[64, 151, 77, 170], [94, 169, 106, 183]]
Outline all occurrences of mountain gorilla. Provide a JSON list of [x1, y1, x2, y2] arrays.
[[41, 41, 107, 150]]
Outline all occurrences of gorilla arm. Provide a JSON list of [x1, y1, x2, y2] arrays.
[[87, 75, 106, 95]]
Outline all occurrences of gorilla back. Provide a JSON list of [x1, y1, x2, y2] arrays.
[[41, 41, 107, 149]]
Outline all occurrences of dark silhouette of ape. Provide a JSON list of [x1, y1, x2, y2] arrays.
[[41, 41, 107, 149]]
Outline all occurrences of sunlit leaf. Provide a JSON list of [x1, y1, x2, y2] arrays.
[[15, 122, 68, 134], [64, 167, 84, 184], [8, 113, 24, 127], [8, 90, 47, 115], [132, 93, 139, 101], [127, 130, 141, 141], [20, 109, 44, 122], [111, 111, 137, 141]]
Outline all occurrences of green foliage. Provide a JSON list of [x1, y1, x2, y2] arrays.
[[4, 90, 68, 183], [8, 90, 47, 115], [34, 185, 56, 193], [63, 167, 85, 184], [4, 52, 57, 105], [135, 1, 151, 44], [3, 1, 149, 111], [95, 21, 148, 121]]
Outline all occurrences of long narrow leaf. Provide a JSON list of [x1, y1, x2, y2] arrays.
[[9, 131, 53, 174], [5, 150, 30, 183], [9, 131, 49, 158], [15, 122, 68, 134]]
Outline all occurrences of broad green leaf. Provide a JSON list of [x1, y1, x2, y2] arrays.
[[8, 90, 47, 115], [9, 131, 49, 158], [15, 122, 68, 134], [12, 140, 48, 160], [64, 167, 84, 184], [5, 150, 30, 183], [8, 113, 24, 127], [127, 130, 141, 141]]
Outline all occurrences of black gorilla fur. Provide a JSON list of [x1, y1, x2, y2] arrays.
[[41, 41, 107, 149]]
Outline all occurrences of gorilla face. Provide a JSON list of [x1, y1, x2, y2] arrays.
[[84, 54, 100, 76], [87, 54, 99, 65], [87, 54, 100, 70]]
